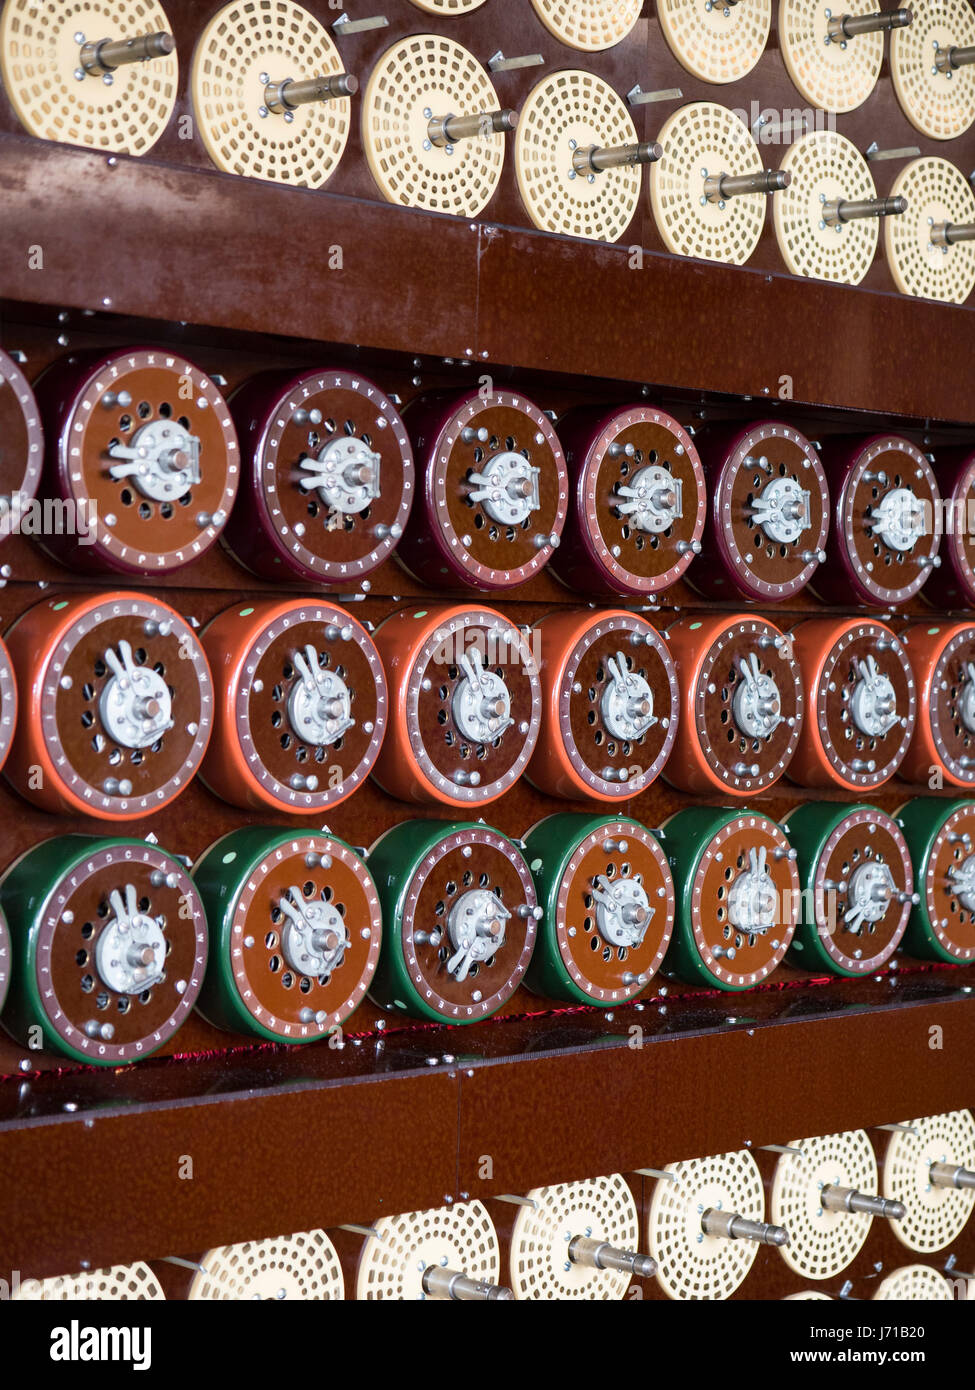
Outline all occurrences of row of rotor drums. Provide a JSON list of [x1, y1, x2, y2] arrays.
[[14, 1117, 975, 1299], [3, 2, 975, 295], [5, 348, 975, 606], [0, 796, 971, 1063], [2, 592, 975, 817]]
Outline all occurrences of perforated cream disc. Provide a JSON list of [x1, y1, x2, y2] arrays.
[[649, 102, 768, 264], [882, 1111, 975, 1253], [772, 1130, 878, 1280], [0, 0, 177, 155], [191, 2, 351, 186], [13, 1263, 165, 1300], [891, 0, 975, 139], [784, 1290, 833, 1298], [515, 70, 642, 241], [529, 0, 643, 50], [509, 1174, 641, 1299], [658, 0, 771, 82], [188, 1231, 344, 1299], [356, 1200, 502, 1299], [885, 157, 975, 303], [775, 131, 879, 284], [874, 1264, 955, 1299], [363, 35, 506, 217], [647, 1150, 766, 1300], [779, 0, 884, 111], [410, 0, 488, 11]]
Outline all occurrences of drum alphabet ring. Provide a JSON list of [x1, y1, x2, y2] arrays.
[[224, 368, 413, 586], [897, 798, 975, 963], [815, 434, 941, 607], [691, 419, 829, 603], [0, 348, 44, 526], [788, 619, 917, 791], [528, 609, 679, 802], [199, 599, 386, 814], [523, 814, 674, 1005], [666, 614, 803, 797], [399, 388, 567, 590], [34, 347, 239, 575], [552, 403, 706, 597], [367, 820, 539, 1024], [193, 827, 381, 1043], [4, 591, 212, 820], [662, 807, 800, 991], [371, 605, 540, 808], [0, 836, 207, 1066], [784, 802, 915, 976], [899, 621, 975, 787]]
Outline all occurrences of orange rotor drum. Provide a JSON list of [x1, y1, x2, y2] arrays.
[[4, 591, 213, 820], [665, 613, 803, 797], [371, 604, 541, 810], [788, 617, 917, 792], [199, 599, 388, 815], [526, 608, 679, 802], [899, 621, 975, 789]]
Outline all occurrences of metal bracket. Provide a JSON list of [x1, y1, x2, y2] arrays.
[[634, 1167, 677, 1182], [333, 13, 388, 35], [864, 142, 921, 162], [495, 1193, 538, 1209], [627, 84, 683, 106], [488, 50, 544, 72]]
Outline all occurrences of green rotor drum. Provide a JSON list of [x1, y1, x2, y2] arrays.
[[193, 826, 382, 1044], [367, 820, 539, 1024], [783, 802, 915, 977], [523, 813, 674, 1006], [662, 806, 799, 991], [896, 799, 975, 965], [0, 836, 207, 1066]]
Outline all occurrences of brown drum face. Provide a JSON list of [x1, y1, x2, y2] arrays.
[[922, 806, 975, 963], [924, 629, 975, 785], [670, 616, 803, 795], [232, 371, 413, 584], [224, 836, 381, 1039], [52, 349, 239, 573], [400, 828, 537, 1022], [689, 816, 799, 989], [834, 439, 941, 606], [559, 617, 679, 798], [0, 348, 43, 510], [5, 593, 212, 819], [815, 626, 916, 790], [202, 601, 386, 814], [554, 824, 674, 1002], [32, 845, 206, 1064], [581, 409, 705, 593], [407, 391, 568, 588], [709, 425, 829, 601], [373, 606, 541, 808], [811, 811, 913, 974]]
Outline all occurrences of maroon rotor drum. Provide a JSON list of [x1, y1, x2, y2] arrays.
[[812, 433, 942, 609], [688, 418, 830, 604], [549, 401, 705, 599], [920, 445, 975, 611], [396, 387, 568, 591], [223, 367, 414, 586], [31, 346, 240, 577]]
